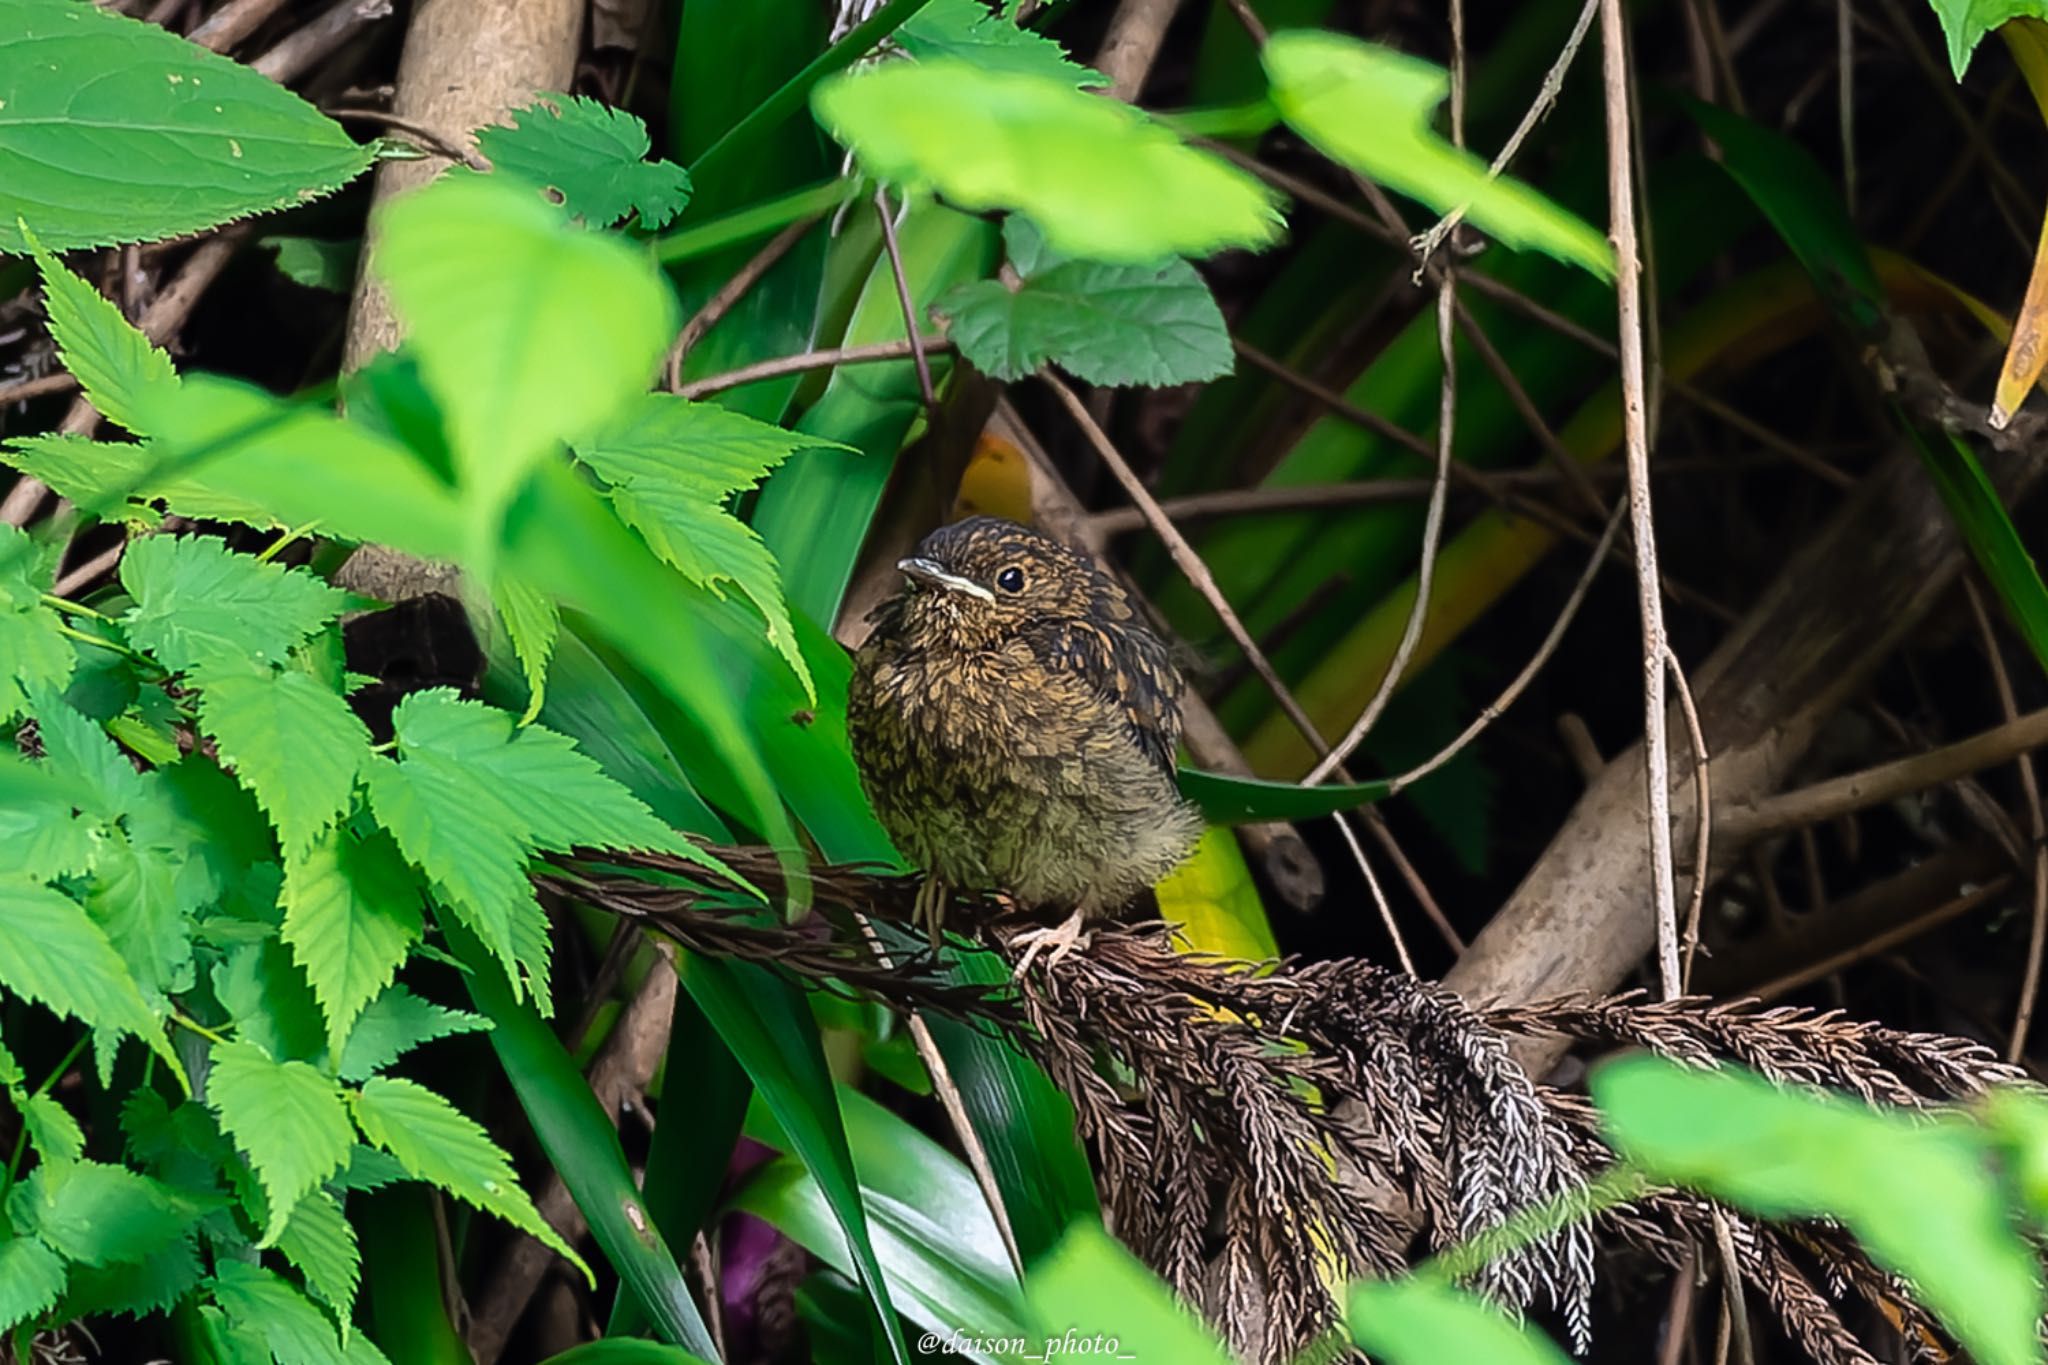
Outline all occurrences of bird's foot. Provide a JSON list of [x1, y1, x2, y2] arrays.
[[1009, 908, 1091, 977], [912, 876, 950, 954]]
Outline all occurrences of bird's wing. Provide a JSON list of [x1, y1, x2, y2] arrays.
[[1021, 616, 1186, 779]]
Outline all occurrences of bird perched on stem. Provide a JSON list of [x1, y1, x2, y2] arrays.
[[848, 516, 1204, 971]]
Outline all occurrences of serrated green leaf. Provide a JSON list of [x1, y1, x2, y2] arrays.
[[577, 394, 834, 698], [475, 95, 692, 228], [0, 1033, 18, 1085], [812, 60, 1281, 264], [371, 174, 678, 555], [0, 877, 178, 1081], [5, 1158, 198, 1267], [80, 819, 203, 1005], [1347, 1276, 1573, 1365], [121, 535, 348, 675], [896, 0, 1107, 87], [0, 747, 103, 883], [206, 1038, 355, 1245], [272, 1187, 360, 1320], [260, 236, 358, 293], [492, 571, 560, 723], [19, 1092, 85, 1164], [0, 431, 278, 526], [280, 826, 424, 1058], [337, 984, 486, 1082], [940, 219, 1232, 386], [211, 1260, 392, 1365], [197, 663, 371, 857], [350, 1075, 590, 1282], [1263, 32, 1612, 278], [0, 1235, 66, 1333], [1925, 0, 2040, 76], [26, 226, 177, 433], [330, 1144, 411, 1193], [0, 524, 71, 722], [59, 1232, 201, 1321], [214, 939, 328, 1064], [0, 0, 375, 252]]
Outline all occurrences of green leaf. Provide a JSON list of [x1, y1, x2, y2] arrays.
[[1348, 1276, 1573, 1364], [5, 1158, 198, 1266], [272, 1187, 361, 1321], [0, 525, 70, 721], [214, 939, 328, 1066], [211, 1260, 393, 1365], [1923, 0, 2038, 76], [351, 1075, 591, 1282], [120, 534, 349, 675], [60, 1232, 202, 1320], [19, 1092, 86, 1164], [0, 1235, 67, 1334], [940, 219, 1232, 386], [0, 877, 179, 1082], [0, 431, 279, 526], [1024, 1223, 1232, 1365], [25, 226, 177, 434], [1176, 766, 1388, 824], [476, 95, 692, 229], [337, 985, 487, 1083], [1262, 32, 1613, 278], [0, 0, 375, 251], [260, 236, 359, 294], [895, 0, 1107, 87], [371, 174, 679, 551], [538, 1344, 713, 1365], [685, 955, 911, 1364], [27, 691, 143, 818], [577, 393, 839, 698], [492, 571, 561, 723], [281, 826, 425, 1059], [811, 59, 1281, 264], [206, 1038, 355, 1245], [80, 806, 207, 1005], [1595, 1056, 2043, 1365], [198, 663, 372, 858]]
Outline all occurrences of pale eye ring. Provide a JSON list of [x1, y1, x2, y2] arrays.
[[995, 566, 1027, 594]]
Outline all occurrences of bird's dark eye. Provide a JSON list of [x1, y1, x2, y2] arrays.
[[995, 566, 1027, 594]]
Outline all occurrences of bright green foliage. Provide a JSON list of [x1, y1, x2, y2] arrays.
[[492, 570, 562, 721], [80, 796, 209, 1004], [1025, 1223, 1234, 1364], [270, 1189, 360, 1319], [0, 0, 374, 251], [61, 1234, 204, 1320], [1348, 1277, 1573, 1364], [0, 523, 71, 721], [365, 689, 721, 1003], [18, 1094, 85, 1164], [0, 878, 178, 1080], [210, 1260, 392, 1365], [351, 1075, 590, 1280], [941, 216, 1233, 385], [577, 394, 841, 698], [27, 231, 178, 434], [6, 1159, 198, 1267], [812, 59, 1283, 264], [197, 664, 372, 858], [1262, 31, 1614, 279], [120, 534, 349, 674], [281, 827, 425, 1057], [205, 1039, 355, 1246], [476, 95, 693, 228], [896, 0, 1107, 87], [0, 432, 278, 527], [371, 175, 679, 556], [337, 984, 487, 1082], [1924, 0, 2041, 75], [0, 1235, 67, 1333], [1597, 1057, 2044, 1365], [260, 237, 359, 294]]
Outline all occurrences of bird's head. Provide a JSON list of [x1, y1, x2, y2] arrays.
[[892, 516, 1130, 646]]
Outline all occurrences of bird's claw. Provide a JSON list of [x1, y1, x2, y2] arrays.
[[1010, 909, 1091, 977]]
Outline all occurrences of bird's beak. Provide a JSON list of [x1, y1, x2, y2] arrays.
[[898, 557, 995, 603]]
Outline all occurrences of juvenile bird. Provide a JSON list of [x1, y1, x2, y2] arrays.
[[847, 516, 1204, 969]]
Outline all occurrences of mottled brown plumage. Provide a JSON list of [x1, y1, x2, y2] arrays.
[[847, 516, 1203, 964]]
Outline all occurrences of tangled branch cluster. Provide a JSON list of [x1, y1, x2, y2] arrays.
[[564, 851, 2027, 1364]]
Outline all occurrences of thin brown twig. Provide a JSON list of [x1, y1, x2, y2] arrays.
[[677, 336, 955, 399], [251, 0, 392, 84], [0, 372, 80, 409], [188, 0, 291, 50], [664, 215, 820, 390], [323, 106, 488, 169], [1966, 581, 2048, 1061], [1597, 0, 1680, 999], [1231, 339, 1434, 459], [1668, 646, 1712, 989], [874, 189, 938, 419]]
